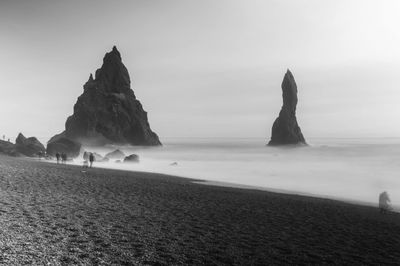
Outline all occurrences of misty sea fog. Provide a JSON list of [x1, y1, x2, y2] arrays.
[[76, 137, 400, 210]]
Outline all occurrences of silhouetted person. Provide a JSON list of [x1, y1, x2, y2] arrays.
[[89, 153, 94, 168], [379, 191, 391, 214], [56, 152, 60, 164], [61, 153, 67, 164]]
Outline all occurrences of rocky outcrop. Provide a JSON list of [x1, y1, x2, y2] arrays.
[[105, 149, 125, 160], [48, 46, 161, 150], [15, 133, 46, 157], [124, 154, 139, 163], [268, 70, 306, 145], [0, 140, 19, 157], [47, 132, 81, 158]]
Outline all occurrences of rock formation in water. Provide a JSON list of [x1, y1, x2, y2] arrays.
[[105, 149, 126, 160], [124, 154, 139, 163], [268, 70, 306, 145], [15, 133, 46, 157], [47, 46, 161, 156]]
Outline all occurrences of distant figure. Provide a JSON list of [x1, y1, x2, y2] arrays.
[[89, 153, 94, 168], [7, 138, 10, 142], [379, 191, 392, 214], [83, 151, 89, 161], [2, 135, 4, 140], [61, 153, 67, 164], [56, 152, 60, 164]]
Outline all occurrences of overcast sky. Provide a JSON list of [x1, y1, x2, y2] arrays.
[[1, 0, 400, 144]]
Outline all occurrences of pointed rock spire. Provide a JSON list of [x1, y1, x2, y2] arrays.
[[268, 69, 306, 145], [95, 46, 129, 92]]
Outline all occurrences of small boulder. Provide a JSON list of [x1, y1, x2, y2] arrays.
[[99, 157, 110, 162], [93, 152, 103, 161], [123, 154, 139, 163], [105, 149, 126, 160]]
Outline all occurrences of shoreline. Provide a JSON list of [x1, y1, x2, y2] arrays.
[[39, 157, 399, 213]]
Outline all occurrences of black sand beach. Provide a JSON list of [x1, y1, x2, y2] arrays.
[[0, 155, 399, 265]]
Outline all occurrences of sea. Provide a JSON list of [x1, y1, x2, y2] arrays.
[[76, 137, 400, 210]]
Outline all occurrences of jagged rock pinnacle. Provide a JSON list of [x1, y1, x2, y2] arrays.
[[47, 47, 161, 152]]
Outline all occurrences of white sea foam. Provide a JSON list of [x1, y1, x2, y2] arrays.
[[76, 138, 400, 209]]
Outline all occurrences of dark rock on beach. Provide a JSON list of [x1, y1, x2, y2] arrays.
[[49, 46, 161, 147], [99, 157, 110, 162], [124, 154, 139, 163], [268, 70, 306, 145], [46, 132, 81, 158], [15, 133, 46, 157], [0, 140, 20, 157], [105, 149, 126, 160], [0, 134, 45, 157]]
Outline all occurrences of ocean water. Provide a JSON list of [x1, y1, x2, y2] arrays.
[[78, 138, 400, 209]]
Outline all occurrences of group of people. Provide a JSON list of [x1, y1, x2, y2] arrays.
[[54, 151, 95, 168], [83, 152, 95, 168], [55, 152, 68, 164]]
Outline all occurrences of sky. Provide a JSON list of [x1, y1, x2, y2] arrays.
[[1, 0, 400, 144]]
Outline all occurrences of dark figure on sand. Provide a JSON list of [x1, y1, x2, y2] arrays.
[[61, 153, 67, 164], [379, 191, 392, 214], [89, 153, 94, 168], [56, 152, 60, 164]]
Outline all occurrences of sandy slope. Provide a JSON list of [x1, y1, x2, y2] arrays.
[[0, 155, 399, 265]]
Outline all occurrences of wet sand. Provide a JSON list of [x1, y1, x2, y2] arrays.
[[0, 155, 399, 265]]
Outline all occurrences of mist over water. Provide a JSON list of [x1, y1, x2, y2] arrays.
[[78, 138, 400, 209]]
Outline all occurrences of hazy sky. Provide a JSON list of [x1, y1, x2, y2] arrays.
[[1, 0, 400, 144]]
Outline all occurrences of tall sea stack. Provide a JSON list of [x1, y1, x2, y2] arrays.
[[47, 46, 161, 156], [268, 70, 306, 145]]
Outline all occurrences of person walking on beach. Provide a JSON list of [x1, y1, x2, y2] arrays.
[[62, 153, 68, 164], [56, 152, 60, 164], [89, 153, 94, 168], [379, 191, 391, 214]]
